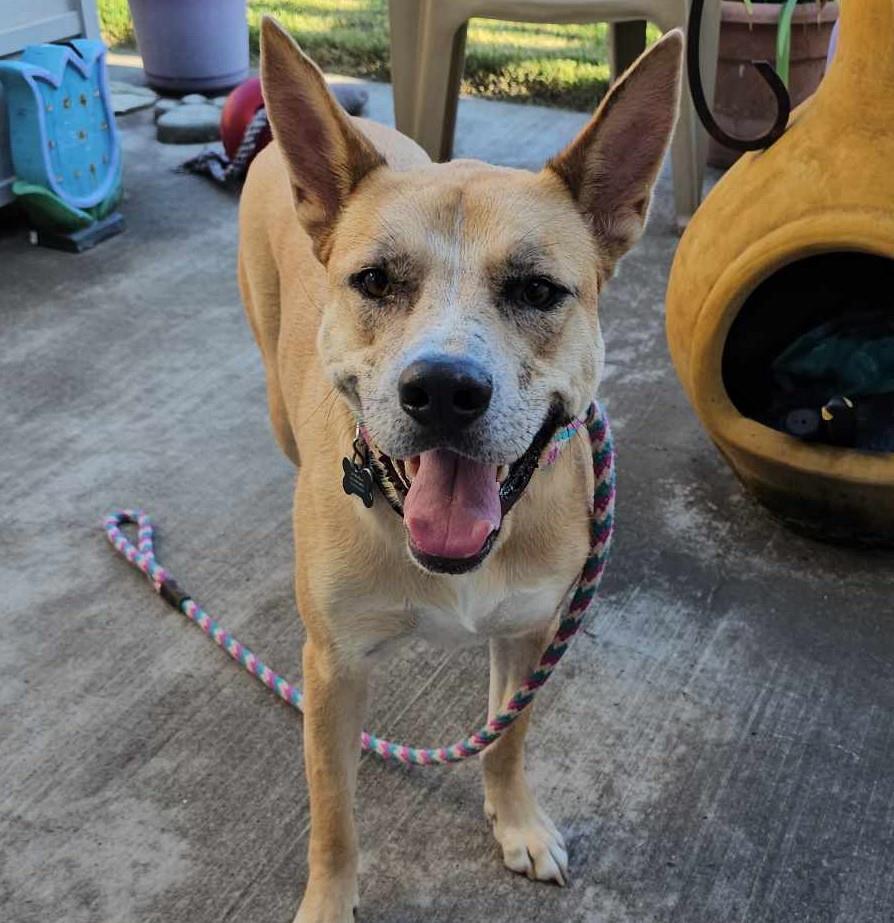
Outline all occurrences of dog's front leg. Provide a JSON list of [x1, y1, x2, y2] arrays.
[[295, 633, 367, 923], [481, 623, 568, 886]]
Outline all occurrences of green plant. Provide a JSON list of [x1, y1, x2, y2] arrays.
[[741, 0, 835, 87]]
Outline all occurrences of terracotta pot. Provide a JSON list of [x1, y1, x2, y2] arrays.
[[665, 0, 894, 545], [709, 1, 839, 168]]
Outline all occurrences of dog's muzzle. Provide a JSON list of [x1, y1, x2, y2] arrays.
[[344, 404, 573, 575]]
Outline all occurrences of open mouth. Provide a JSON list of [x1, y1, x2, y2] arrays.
[[399, 452, 506, 572], [371, 406, 566, 575]]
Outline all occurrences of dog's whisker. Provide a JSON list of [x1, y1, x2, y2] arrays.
[[294, 386, 338, 432]]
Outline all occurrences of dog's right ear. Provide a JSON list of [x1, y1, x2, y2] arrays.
[[546, 29, 683, 276], [260, 17, 385, 261]]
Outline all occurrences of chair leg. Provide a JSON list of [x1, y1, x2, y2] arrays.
[[610, 21, 647, 81], [693, 0, 721, 182], [669, 0, 722, 227], [415, 13, 469, 161], [669, 86, 702, 230], [387, 0, 423, 135], [653, 0, 720, 228]]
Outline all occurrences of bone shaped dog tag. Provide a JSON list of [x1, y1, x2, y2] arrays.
[[342, 456, 375, 508]]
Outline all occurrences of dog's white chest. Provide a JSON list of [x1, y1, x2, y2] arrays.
[[411, 573, 570, 647]]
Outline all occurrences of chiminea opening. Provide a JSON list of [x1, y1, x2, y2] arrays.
[[722, 252, 894, 452]]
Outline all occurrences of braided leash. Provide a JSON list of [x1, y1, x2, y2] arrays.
[[103, 402, 615, 766]]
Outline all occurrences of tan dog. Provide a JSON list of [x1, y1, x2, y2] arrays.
[[239, 18, 682, 922]]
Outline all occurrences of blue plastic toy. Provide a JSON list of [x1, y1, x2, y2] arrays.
[[0, 40, 123, 250]]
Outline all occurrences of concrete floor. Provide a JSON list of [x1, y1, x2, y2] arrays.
[[2, 69, 893, 923]]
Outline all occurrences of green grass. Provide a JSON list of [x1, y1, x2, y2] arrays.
[[98, 0, 660, 111]]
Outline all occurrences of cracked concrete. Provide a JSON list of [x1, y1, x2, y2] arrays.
[[1, 67, 893, 923]]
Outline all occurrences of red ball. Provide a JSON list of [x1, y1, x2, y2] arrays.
[[219, 76, 273, 163]]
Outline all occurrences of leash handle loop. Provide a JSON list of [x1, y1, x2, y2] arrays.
[[103, 401, 615, 766]]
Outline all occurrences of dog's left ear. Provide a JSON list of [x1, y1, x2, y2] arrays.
[[260, 16, 385, 260], [546, 29, 683, 274]]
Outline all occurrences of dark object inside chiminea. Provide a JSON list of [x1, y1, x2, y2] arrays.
[[723, 252, 894, 452]]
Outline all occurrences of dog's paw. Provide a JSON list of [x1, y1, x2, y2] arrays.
[[484, 797, 568, 886], [293, 886, 357, 923], [293, 906, 355, 923]]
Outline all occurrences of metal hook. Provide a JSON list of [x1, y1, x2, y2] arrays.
[[687, 0, 791, 153]]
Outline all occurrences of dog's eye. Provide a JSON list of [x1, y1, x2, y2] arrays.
[[354, 267, 392, 300], [512, 277, 565, 311]]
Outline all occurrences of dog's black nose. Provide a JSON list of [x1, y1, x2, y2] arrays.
[[398, 356, 493, 430]]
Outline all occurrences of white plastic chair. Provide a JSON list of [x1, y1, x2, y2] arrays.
[[388, 0, 721, 226]]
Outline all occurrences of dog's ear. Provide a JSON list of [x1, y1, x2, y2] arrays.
[[546, 29, 683, 274], [260, 17, 385, 260]]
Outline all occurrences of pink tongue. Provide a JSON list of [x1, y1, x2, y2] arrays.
[[404, 449, 501, 559]]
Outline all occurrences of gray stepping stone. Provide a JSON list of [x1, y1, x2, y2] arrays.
[[157, 104, 221, 144], [181, 93, 209, 105], [212, 95, 229, 109], [112, 91, 157, 115], [109, 80, 158, 115], [331, 84, 368, 117], [108, 80, 157, 98], [154, 98, 180, 122]]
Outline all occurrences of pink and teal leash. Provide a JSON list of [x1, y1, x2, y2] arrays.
[[103, 402, 615, 766]]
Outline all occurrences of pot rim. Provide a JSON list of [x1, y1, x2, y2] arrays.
[[721, 1, 840, 26], [689, 209, 894, 486]]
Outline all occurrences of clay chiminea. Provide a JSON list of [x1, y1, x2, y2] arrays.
[[666, 0, 894, 544]]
